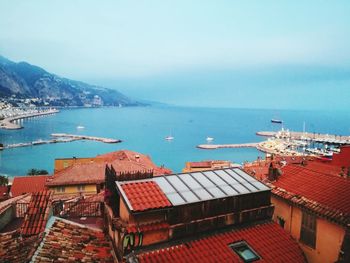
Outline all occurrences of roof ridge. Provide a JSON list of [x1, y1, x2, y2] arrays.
[[287, 164, 347, 180]]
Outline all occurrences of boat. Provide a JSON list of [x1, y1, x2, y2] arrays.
[[76, 125, 85, 129], [271, 119, 283, 124], [165, 136, 174, 141], [206, 137, 214, 142]]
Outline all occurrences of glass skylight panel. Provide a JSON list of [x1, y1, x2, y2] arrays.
[[207, 187, 226, 198], [233, 168, 257, 182], [220, 185, 239, 195], [154, 177, 176, 194], [191, 172, 215, 188], [181, 191, 200, 203], [226, 169, 246, 183], [242, 182, 259, 192], [251, 181, 270, 191], [203, 171, 227, 186], [216, 171, 240, 185], [194, 189, 212, 200], [166, 176, 189, 192], [232, 183, 251, 194], [178, 174, 202, 189], [166, 193, 186, 205]]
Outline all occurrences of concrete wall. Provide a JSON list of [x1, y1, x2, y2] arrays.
[[0, 205, 15, 231], [272, 196, 345, 263]]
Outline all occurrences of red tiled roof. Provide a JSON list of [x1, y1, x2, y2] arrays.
[[47, 162, 105, 186], [34, 217, 114, 262], [100, 150, 172, 176], [21, 190, 53, 236], [135, 221, 306, 263], [270, 164, 350, 225], [303, 161, 345, 177], [11, 175, 49, 197], [120, 181, 172, 212]]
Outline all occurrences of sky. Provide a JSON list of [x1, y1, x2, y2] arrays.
[[0, 0, 350, 110]]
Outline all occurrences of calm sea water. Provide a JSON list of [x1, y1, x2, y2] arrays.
[[1, 106, 349, 177]]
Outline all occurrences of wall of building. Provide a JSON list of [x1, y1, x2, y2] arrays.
[[49, 184, 97, 196], [271, 196, 345, 263], [0, 205, 15, 231]]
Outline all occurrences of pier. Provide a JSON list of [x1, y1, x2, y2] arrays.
[[197, 143, 258, 149], [1, 134, 121, 150], [51, 133, 121, 143]]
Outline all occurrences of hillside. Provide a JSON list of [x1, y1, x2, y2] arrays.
[[0, 56, 141, 107]]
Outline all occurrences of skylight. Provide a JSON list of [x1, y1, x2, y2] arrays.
[[229, 241, 261, 262]]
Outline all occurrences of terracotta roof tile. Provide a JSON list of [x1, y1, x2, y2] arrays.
[[270, 164, 350, 225], [136, 222, 306, 263], [34, 217, 114, 262], [21, 190, 53, 236], [120, 181, 172, 212], [11, 175, 49, 197], [47, 162, 105, 186]]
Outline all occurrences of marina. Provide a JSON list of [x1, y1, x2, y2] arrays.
[[198, 129, 350, 158]]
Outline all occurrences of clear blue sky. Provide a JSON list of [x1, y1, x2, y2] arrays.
[[1, 0, 350, 109]]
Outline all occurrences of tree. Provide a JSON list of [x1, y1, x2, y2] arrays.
[[0, 175, 9, 186], [27, 169, 49, 176]]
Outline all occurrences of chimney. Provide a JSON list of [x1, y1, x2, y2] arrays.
[[268, 162, 281, 181]]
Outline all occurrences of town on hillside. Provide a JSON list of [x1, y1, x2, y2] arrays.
[[0, 147, 349, 262]]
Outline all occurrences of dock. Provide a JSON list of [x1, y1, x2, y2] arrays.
[[1, 133, 121, 150], [51, 133, 121, 143], [197, 143, 258, 150]]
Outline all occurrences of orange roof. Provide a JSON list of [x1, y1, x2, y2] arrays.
[[135, 221, 306, 263], [271, 164, 350, 225], [47, 162, 105, 186], [11, 175, 50, 197], [120, 181, 172, 212], [188, 161, 212, 168], [98, 150, 172, 176], [21, 190, 53, 236]]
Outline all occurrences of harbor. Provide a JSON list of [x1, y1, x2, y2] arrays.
[[0, 134, 121, 150], [197, 129, 350, 158]]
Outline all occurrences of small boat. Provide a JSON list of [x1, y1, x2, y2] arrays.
[[271, 119, 283, 124], [76, 125, 85, 129], [206, 137, 214, 142], [165, 136, 174, 141]]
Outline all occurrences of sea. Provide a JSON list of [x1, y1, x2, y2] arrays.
[[1, 105, 350, 177]]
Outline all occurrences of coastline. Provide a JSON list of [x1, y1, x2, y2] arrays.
[[0, 109, 59, 130]]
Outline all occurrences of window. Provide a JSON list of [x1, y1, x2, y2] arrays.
[[229, 241, 261, 262], [56, 186, 65, 193], [63, 161, 69, 168], [277, 216, 285, 228], [77, 185, 85, 192], [300, 211, 316, 248]]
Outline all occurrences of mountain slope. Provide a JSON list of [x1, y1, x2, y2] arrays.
[[0, 56, 141, 106]]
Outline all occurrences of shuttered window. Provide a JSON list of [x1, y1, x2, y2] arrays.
[[300, 211, 316, 248]]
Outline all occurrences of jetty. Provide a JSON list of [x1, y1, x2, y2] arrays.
[[197, 143, 258, 149], [0, 109, 59, 130], [1, 133, 121, 150], [51, 133, 121, 143]]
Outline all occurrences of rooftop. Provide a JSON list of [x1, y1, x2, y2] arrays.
[[11, 175, 50, 197], [33, 217, 114, 262], [117, 168, 270, 212], [21, 190, 53, 236], [270, 164, 350, 225], [132, 221, 306, 263], [47, 162, 105, 186]]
